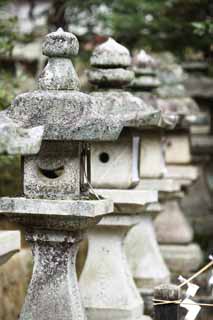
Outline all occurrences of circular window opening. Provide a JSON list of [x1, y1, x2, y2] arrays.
[[99, 152, 110, 163], [39, 166, 64, 179]]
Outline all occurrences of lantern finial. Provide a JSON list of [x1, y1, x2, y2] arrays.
[[38, 28, 80, 90]]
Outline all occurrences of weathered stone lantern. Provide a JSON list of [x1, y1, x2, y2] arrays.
[[153, 53, 203, 280], [125, 50, 178, 314], [79, 38, 168, 320], [0, 29, 122, 320]]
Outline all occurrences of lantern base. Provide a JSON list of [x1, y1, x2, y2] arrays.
[[20, 229, 86, 320]]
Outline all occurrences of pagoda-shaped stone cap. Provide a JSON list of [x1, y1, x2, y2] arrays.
[[153, 52, 201, 128], [89, 38, 134, 88], [154, 52, 186, 85], [38, 28, 80, 90], [132, 50, 158, 72], [90, 37, 131, 67], [130, 50, 160, 90], [5, 30, 123, 141], [88, 39, 176, 129], [42, 28, 79, 58]]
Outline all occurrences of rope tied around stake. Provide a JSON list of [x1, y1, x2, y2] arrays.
[[153, 258, 213, 307]]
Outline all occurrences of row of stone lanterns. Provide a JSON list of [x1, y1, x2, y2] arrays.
[[0, 29, 205, 320], [152, 53, 203, 282], [78, 38, 173, 320]]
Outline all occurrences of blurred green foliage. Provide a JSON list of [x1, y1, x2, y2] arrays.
[[65, 0, 213, 58]]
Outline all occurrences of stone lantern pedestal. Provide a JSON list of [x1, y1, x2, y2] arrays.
[[126, 178, 179, 313], [80, 190, 157, 320], [0, 197, 113, 319]]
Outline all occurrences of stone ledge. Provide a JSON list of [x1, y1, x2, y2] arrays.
[[95, 189, 158, 214], [136, 178, 180, 193], [0, 197, 113, 230]]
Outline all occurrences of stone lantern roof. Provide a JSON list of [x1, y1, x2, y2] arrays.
[[0, 113, 43, 155], [5, 29, 122, 142], [154, 53, 201, 129], [88, 38, 175, 129], [130, 50, 161, 92], [128, 50, 177, 129]]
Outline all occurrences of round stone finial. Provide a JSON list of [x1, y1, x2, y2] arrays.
[[38, 29, 80, 90], [90, 37, 131, 67], [133, 50, 157, 68], [42, 28, 79, 58]]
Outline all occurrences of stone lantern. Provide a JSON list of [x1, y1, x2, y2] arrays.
[[0, 29, 122, 320], [79, 38, 170, 320], [152, 53, 203, 281], [125, 49, 178, 314]]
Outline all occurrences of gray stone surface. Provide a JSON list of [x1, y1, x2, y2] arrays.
[[132, 50, 158, 69], [155, 84, 186, 98], [89, 38, 176, 130], [6, 90, 122, 142], [80, 38, 159, 320], [0, 29, 124, 320], [180, 165, 213, 239], [154, 200, 193, 244], [136, 179, 180, 193], [90, 37, 131, 67], [130, 76, 160, 90], [42, 28, 79, 58], [0, 197, 113, 231], [91, 90, 169, 129], [165, 165, 199, 181], [24, 141, 81, 199], [95, 189, 157, 214], [39, 29, 80, 90], [80, 223, 145, 320], [130, 50, 177, 130], [88, 68, 134, 87], [160, 243, 203, 273], [184, 74, 213, 99], [0, 113, 43, 155], [20, 230, 86, 320], [156, 55, 186, 85], [165, 134, 191, 164], [0, 231, 20, 265], [91, 136, 139, 189], [125, 215, 170, 289], [5, 30, 123, 142], [139, 133, 166, 178], [156, 97, 199, 120], [153, 52, 200, 129]]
